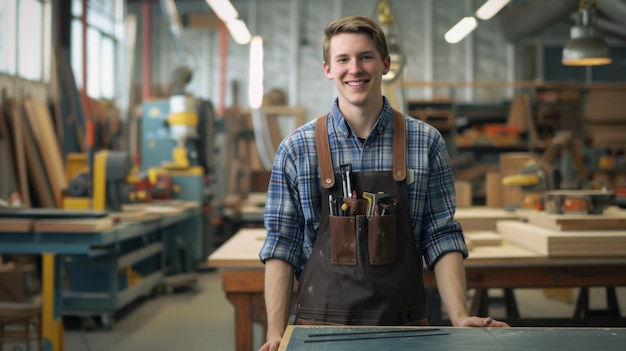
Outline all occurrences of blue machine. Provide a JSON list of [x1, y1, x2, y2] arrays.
[[140, 97, 217, 267]]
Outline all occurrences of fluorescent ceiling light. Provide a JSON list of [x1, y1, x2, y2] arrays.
[[445, 17, 478, 44], [248, 36, 264, 109], [206, 0, 238, 22], [226, 19, 251, 45], [475, 0, 511, 20]]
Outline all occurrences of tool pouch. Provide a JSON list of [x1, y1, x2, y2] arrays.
[[368, 214, 396, 265], [329, 198, 397, 266], [342, 197, 369, 215], [330, 215, 357, 265]]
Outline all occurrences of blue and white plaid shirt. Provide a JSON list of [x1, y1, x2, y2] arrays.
[[259, 97, 467, 276]]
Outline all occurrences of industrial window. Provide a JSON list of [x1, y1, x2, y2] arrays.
[[70, 0, 120, 100], [0, 0, 46, 81]]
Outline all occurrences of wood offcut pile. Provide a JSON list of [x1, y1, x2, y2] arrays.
[[498, 207, 626, 257]]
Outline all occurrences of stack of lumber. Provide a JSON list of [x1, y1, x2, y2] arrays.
[[498, 207, 626, 257], [0, 47, 92, 208], [0, 93, 66, 208], [455, 207, 517, 251]]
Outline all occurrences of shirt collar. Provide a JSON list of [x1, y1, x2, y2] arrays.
[[328, 96, 394, 139]]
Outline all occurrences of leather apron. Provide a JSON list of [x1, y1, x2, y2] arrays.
[[296, 110, 428, 326]]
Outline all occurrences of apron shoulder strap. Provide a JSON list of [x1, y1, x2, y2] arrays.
[[315, 110, 407, 189], [316, 114, 335, 189], [392, 109, 407, 182]]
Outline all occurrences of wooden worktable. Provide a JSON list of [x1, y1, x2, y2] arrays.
[[278, 326, 626, 351], [208, 210, 626, 351]]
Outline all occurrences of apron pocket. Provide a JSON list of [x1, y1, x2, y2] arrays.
[[342, 197, 369, 216], [329, 215, 357, 266], [368, 214, 397, 265]]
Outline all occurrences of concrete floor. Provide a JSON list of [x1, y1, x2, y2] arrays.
[[6, 271, 625, 351]]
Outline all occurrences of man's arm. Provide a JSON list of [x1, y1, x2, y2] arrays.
[[433, 251, 510, 327], [259, 258, 295, 351]]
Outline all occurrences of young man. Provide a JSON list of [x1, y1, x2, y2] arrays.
[[258, 15, 509, 351]]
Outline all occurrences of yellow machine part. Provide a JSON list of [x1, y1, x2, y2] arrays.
[[65, 153, 88, 181], [502, 173, 541, 187], [92, 151, 108, 211], [171, 146, 190, 168], [168, 111, 198, 126], [62, 197, 91, 210]]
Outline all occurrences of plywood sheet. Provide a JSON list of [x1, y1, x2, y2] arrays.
[[465, 231, 503, 246], [34, 217, 113, 233], [455, 207, 517, 231], [23, 98, 66, 207], [0, 97, 31, 207], [0, 219, 34, 232], [121, 204, 184, 215], [21, 104, 55, 208], [498, 220, 626, 257], [517, 207, 626, 231], [208, 228, 266, 268], [110, 210, 149, 222]]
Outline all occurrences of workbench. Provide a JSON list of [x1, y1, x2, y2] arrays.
[[0, 202, 202, 351], [208, 215, 626, 351], [278, 326, 626, 351]]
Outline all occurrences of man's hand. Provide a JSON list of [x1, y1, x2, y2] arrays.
[[457, 316, 510, 328], [258, 337, 282, 351]]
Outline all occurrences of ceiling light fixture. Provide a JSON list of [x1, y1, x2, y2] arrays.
[[475, 0, 511, 20], [248, 35, 264, 109], [445, 17, 478, 44], [205, 0, 251, 45], [562, 0, 612, 66], [226, 19, 251, 45], [205, 0, 238, 22]]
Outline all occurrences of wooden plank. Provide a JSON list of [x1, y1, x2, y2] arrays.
[[498, 220, 626, 257], [518, 207, 626, 231], [0, 138, 18, 202], [110, 210, 149, 222], [454, 207, 517, 231], [34, 217, 113, 233], [208, 228, 266, 268], [20, 101, 56, 208], [465, 231, 503, 246], [454, 181, 472, 208], [0, 96, 29, 207], [485, 172, 503, 208], [23, 98, 66, 207], [0, 219, 34, 232]]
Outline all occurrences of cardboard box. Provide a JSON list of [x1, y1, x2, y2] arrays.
[[0, 263, 35, 302]]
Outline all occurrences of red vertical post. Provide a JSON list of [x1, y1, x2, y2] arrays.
[[142, 1, 153, 100], [218, 21, 228, 115], [81, 0, 91, 118]]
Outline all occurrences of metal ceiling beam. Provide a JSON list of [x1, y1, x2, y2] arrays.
[[499, 0, 579, 42]]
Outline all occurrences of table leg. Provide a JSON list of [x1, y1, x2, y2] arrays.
[[42, 253, 64, 351], [226, 293, 254, 351]]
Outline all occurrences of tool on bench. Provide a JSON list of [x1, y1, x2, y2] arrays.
[[363, 192, 392, 217]]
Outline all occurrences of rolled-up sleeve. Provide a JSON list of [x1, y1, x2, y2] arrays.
[[420, 131, 468, 270]]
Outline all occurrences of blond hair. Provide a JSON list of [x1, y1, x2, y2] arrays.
[[322, 16, 389, 64]]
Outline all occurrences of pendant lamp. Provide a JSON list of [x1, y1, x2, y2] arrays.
[[562, 0, 611, 66]]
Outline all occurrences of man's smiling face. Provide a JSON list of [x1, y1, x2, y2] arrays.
[[323, 32, 390, 109]]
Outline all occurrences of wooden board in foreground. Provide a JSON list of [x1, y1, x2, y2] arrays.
[[497, 220, 626, 257], [455, 207, 518, 231], [110, 211, 149, 222], [34, 217, 113, 233], [516, 207, 626, 231], [0, 219, 34, 232], [465, 231, 503, 246]]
